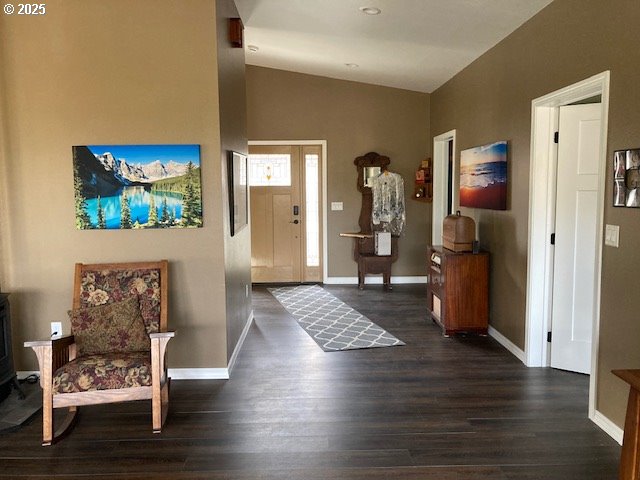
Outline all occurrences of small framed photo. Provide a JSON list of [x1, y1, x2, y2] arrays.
[[227, 151, 248, 235], [613, 148, 640, 208]]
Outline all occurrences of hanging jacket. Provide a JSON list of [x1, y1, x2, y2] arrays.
[[371, 171, 406, 235]]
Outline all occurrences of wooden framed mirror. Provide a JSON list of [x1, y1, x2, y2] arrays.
[[355, 152, 390, 194], [354, 152, 390, 231], [363, 167, 381, 188]]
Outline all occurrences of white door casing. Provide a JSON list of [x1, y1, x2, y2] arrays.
[[526, 71, 610, 423], [550, 104, 601, 374], [432, 130, 457, 245]]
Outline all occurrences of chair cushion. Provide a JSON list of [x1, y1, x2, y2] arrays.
[[68, 295, 150, 356], [78, 267, 162, 334], [52, 352, 152, 394]]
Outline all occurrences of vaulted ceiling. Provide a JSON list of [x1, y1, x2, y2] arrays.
[[235, 0, 553, 93]]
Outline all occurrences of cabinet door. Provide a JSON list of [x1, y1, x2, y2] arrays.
[[446, 253, 489, 331]]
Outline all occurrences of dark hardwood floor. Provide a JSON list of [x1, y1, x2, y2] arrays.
[[0, 284, 620, 479]]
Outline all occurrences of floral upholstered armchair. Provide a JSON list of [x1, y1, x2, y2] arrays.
[[25, 261, 175, 445]]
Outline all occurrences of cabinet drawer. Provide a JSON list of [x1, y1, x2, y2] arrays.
[[429, 267, 443, 288]]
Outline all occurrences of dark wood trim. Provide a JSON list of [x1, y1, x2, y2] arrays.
[[229, 17, 243, 48]]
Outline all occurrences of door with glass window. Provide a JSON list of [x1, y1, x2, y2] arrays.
[[249, 144, 322, 283]]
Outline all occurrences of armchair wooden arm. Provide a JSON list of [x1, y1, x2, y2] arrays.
[[24, 335, 77, 445], [24, 335, 77, 388], [150, 331, 175, 380]]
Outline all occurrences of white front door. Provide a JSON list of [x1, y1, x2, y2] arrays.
[[550, 103, 601, 374]]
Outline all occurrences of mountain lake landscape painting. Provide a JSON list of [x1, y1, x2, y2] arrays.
[[73, 144, 202, 229], [459, 141, 507, 210]]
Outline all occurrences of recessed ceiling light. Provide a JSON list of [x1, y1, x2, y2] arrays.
[[247, 45, 259, 52], [345, 63, 359, 68], [359, 6, 381, 15]]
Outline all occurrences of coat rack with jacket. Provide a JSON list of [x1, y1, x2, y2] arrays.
[[347, 151, 403, 290]]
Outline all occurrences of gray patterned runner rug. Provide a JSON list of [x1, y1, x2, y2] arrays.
[[268, 285, 405, 352]]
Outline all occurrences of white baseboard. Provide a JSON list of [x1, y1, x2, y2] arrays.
[[488, 325, 527, 364], [17, 371, 39, 380], [324, 276, 428, 285], [227, 310, 254, 375], [169, 310, 254, 380], [168, 368, 229, 380], [592, 409, 624, 445]]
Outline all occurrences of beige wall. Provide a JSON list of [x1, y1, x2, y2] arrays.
[[431, 0, 640, 427], [216, 0, 252, 359], [0, 0, 231, 369], [0, 34, 9, 293], [246, 66, 431, 278]]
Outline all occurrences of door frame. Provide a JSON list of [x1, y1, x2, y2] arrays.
[[248, 140, 328, 282], [432, 129, 457, 245], [525, 71, 610, 419]]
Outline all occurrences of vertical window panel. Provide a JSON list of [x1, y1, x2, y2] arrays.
[[305, 154, 320, 267]]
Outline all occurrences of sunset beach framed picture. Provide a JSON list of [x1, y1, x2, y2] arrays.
[[72, 144, 203, 229], [459, 141, 507, 210]]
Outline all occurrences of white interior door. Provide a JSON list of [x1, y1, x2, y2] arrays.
[[550, 103, 601, 374]]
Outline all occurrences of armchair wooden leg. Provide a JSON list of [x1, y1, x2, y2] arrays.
[[153, 379, 170, 433], [148, 331, 175, 433], [42, 392, 53, 446], [152, 395, 161, 433]]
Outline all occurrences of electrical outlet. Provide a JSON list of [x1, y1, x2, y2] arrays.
[[51, 322, 62, 337]]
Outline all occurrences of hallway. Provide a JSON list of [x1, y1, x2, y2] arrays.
[[0, 285, 620, 478], [240, 285, 620, 478]]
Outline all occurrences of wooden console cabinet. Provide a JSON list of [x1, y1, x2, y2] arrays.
[[426, 245, 489, 336]]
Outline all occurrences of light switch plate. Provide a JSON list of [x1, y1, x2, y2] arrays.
[[605, 224, 619, 248], [331, 202, 343, 211]]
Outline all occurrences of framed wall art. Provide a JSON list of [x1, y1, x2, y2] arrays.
[[227, 151, 248, 236], [72, 144, 202, 229], [459, 140, 508, 210], [613, 148, 640, 207]]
